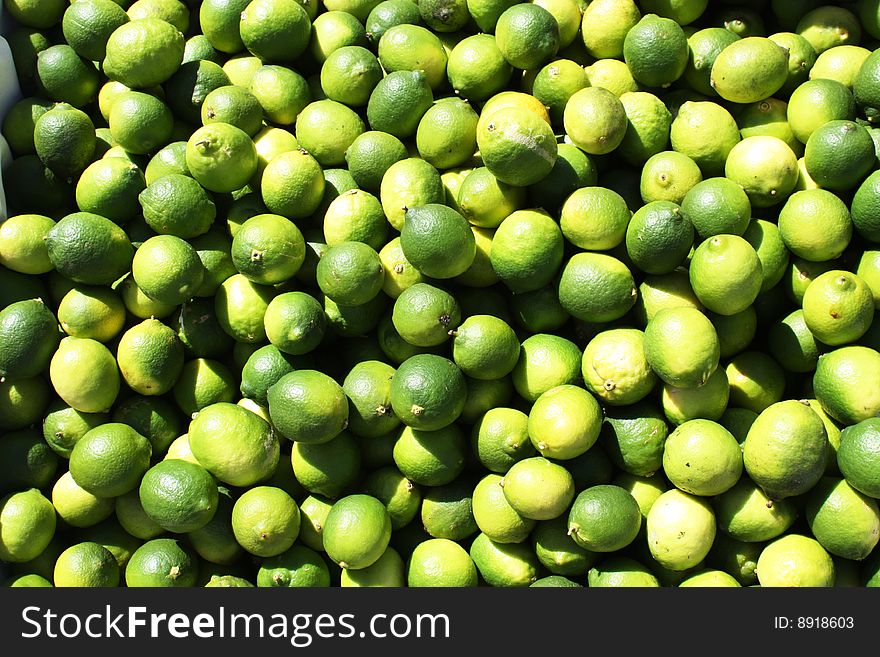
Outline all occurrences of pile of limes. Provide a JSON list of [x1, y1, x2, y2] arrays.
[[2, 0, 880, 589]]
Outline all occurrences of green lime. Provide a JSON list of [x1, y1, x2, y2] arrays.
[[76, 159, 145, 226], [714, 475, 797, 542], [805, 120, 876, 191], [239, 0, 311, 62], [420, 478, 478, 540], [852, 171, 880, 243], [645, 306, 720, 388], [477, 106, 557, 186], [788, 78, 856, 143], [625, 201, 694, 275], [104, 18, 184, 88], [446, 34, 512, 102], [257, 545, 331, 586], [0, 299, 59, 381], [491, 209, 564, 294], [563, 86, 627, 156], [139, 174, 215, 239], [201, 85, 263, 136], [116, 318, 184, 396], [393, 424, 467, 486], [568, 484, 641, 552], [367, 70, 434, 140], [46, 212, 133, 286], [139, 459, 218, 533], [451, 315, 519, 381], [125, 538, 199, 587], [291, 431, 361, 498], [806, 476, 880, 560], [680, 177, 751, 240], [814, 347, 880, 426]]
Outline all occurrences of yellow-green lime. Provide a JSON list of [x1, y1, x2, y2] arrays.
[[188, 402, 280, 485], [477, 106, 557, 186], [0, 215, 54, 275], [132, 235, 205, 305], [647, 489, 716, 571], [811, 45, 871, 87], [471, 407, 534, 473], [407, 539, 477, 587], [446, 34, 512, 102], [710, 36, 789, 103], [662, 419, 742, 496], [582, 329, 657, 406], [54, 542, 119, 587], [0, 489, 56, 562], [683, 27, 740, 96], [743, 400, 828, 500], [563, 87, 627, 156], [186, 123, 257, 193], [661, 366, 729, 425], [756, 534, 835, 587], [669, 101, 740, 175], [323, 494, 391, 569], [806, 476, 880, 560], [49, 337, 120, 414], [644, 306, 720, 388], [491, 209, 564, 294], [380, 158, 444, 230], [231, 486, 299, 557], [391, 283, 460, 348], [639, 151, 703, 204], [451, 315, 519, 380], [560, 186, 630, 251], [688, 235, 762, 315], [725, 135, 798, 207], [837, 418, 880, 497], [714, 476, 797, 542], [472, 474, 535, 543], [803, 271, 874, 346], [501, 457, 574, 521]]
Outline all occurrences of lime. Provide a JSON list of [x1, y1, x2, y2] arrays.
[[132, 235, 205, 306], [249, 66, 309, 127], [663, 419, 742, 496], [116, 319, 184, 396], [470, 532, 539, 587], [49, 337, 120, 414], [258, 545, 330, 587], [788, 78, 856, 144], [803, 271, 874, 346], [588, 556, 660, 587], [363, 466, 420, 529], [104, 18, 184, 88], [0, 489, 56, 563], [560, 187, 630, 252], [501, 457, 574, 521], [239, 0, 311, 63], [407, 539, 477, 587], [323, 494, 391, 569], [644, 306, 720, 388], [646, 489, 716, 571], [477, 106, 557, 187], [743, 400, 828, 500], [472, 474, 535, 543], [756, 534, 834, 587], [54, 542, 119, 587], [139, 174, 215, 239], [139, 459, 218, 533], [231, 486, 299, 557], [46, 212, 133, 286], [393, 423, 467, 486], [669, 101, 740, 176], [807, 477, 880, 560], [625, 201, 694, 275], [683, 27, 741, 96], [189, 402, 280, 486], [814, 347, 880, 426], [291, 431, 361, 498], [837, 418, 880, 498], [852, 171, 880, 243], [680, 177, 751, 239], [805, 120, 876, 191], [125, 538, 198, 587], [710, 36, 789, 103], [186, 123, 257, 193], [563, 87, 627, 156], [260, 149, 325, 220], [568, 484, 641, 552], [688, 235, 763, 315], [367, 70, 434, 140], [0, 299, 59, 381]]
